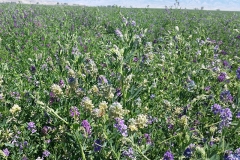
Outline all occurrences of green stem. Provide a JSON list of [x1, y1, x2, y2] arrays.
[[75, 132, 86, 160], [204, 121, 221, 128], [157, 133, 182, 145]]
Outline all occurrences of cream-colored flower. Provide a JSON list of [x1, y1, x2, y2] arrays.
[[180, 115, 188, 126], [109, 102, 125, 119], [129, 124, 138, 131], [91, 85, 99, 93], [82, 97, 94, 111], [68, 69, 75, 77], [174, 107, 182, 115], [99, 101, 108, 111], [51, 84, 63, 96], [135, 114, 148, 128], [10, 104, 21, 114]]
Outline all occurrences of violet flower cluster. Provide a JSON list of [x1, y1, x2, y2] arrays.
[[224, 148, 240, 160], [69, 106, 80, 118], [163, 150, 174, 160], [211, 104, 232, 130], [122, 147, 136, 160], [220, 90, 233, 103], [236, 67, 240, 80], [81, 120, 91, 135], [27, 122, 37, 133], [218, 72, 226, 82], [114, 118, 128, 137]]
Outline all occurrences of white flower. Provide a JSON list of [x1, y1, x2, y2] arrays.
[[51, 84, 63, 96], [175, 26, 179, 31], [135, 114, 148, 128], [10, 104, 21, 114], [36, 157, 43, 160], [82, 97, 94, 111], [109, 102, 126, 118]]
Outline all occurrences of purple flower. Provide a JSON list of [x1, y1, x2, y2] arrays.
[[122, 147, 136, 160], [27, 122, 37, 133], [220, 90, 233, 103], [224, 150, 240, 160], [219, 108, 232, 129], [42, 150, 50, 157], [41, 126, 50, 135], [204, 86, 211, 91], [150, 94, 155, 99], [30, 65, 36, 74], [69, 106, 80, 118], [236, 67, 240, 80], [115, 88, 122, 97], [131, 21, 136, 26], [3, 148, 10, 156], [133, 56, 139, 62], [222, 60, 230, 68], [163, 150, 174, 160], [211, 104, 222, 115], [81, 120, 91, 135], [144, 133, 152, 144], [236, 112, 240, 119], [218, 72, 226, 82], [98, 75, 108, 84], [22, 156, 28, 160], [221, 50, 227, 55], [59, 79, 65, 88], [115, 29, 123, 38], [183, 148, 192, 158], [93, 139, 102, 152], [214, 45, 219, 52], [114, 118, 128, 137]]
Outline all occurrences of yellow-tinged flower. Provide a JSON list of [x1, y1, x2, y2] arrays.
[[68, 69, 75, 77], [129, 124, 138, 131], [109, 102, 125, 119], [10, 104, 21, 114], [82, 97, 94, 111], [135, 114, 148, 128], [180, 115, 188, 126], [51, 84, 63, 96], [99, 101, 108, 111], [91, 85, 99, 93]]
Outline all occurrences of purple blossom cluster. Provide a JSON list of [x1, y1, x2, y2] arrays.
[[81, 120, 91, 136], [114, 118, 128, 137], [183, 148, 192, 158], [3, 148, 10, 157], [219, 108, 232, 129], [224, 148, 240, 160], [211, 104, 232, 129], [93, 139, 102, 152], [211, 104, 222, 115], [218, 72, 226, 82], [122, 147, 136, 160], [236, 67, 240, 80], [220, 90, 233, 103], [42, 150, 51, 158], [144, 133, 152, 144], [69, 106, 80, 118], [115, 29, 123, 38], [27, 122, 37, 133], [163, 150, 174, 160]]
